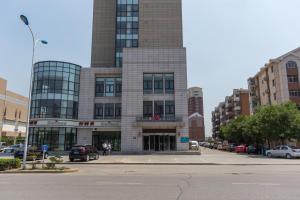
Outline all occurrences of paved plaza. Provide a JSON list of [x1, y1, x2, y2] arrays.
[[59, 147, 300, 165]]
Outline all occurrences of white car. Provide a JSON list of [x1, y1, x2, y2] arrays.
[[189, 141, 200, 151], [266, 145, 300, 159]]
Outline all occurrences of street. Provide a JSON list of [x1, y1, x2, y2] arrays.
[[1, 149, 300, 200], [1, 164, 300, 200]]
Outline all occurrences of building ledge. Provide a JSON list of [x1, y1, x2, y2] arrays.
[[135, 116, 184, 128]]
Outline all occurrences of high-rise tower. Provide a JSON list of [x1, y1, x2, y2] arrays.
[[81, 0, 189, 152]]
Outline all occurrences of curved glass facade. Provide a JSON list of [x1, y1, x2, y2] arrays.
[[31, 61, 81, 119]]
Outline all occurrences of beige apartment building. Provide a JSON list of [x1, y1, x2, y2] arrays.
[[248, 47, 300, 113], [212, 89, 250, 139], [29, 0, 189, 152], [0, 78, 28, 141]]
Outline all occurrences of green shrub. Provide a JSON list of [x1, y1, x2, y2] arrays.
[[45, 156, 63, 169], [0, 158, 21, 171]]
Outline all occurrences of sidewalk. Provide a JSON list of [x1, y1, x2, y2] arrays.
[[59, 148, 300, 165]]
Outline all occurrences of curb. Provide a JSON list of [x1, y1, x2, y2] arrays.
[[0, 168, 79, 174], [57, 162, 300, 166]]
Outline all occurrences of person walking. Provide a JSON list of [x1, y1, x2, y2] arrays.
[[102, 142, 107, 156], [107, 143, 112, 155]]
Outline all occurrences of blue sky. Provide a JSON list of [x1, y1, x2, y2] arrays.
[[1, 0, 300, 136]]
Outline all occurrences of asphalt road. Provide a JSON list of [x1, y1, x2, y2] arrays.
[[1, 164, 300, 200]]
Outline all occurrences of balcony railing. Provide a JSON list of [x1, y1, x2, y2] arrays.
[[137, 115, 182, 122]]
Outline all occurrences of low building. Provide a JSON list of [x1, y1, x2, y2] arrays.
[[0, 78, 28, 142], [212, 89, 250, 139], [248, 47, 300, 113], [188, 87, 205, 141]]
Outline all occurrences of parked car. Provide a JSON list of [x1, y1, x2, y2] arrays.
[[266, 145, 300, 159], [189, 141, 200, 150], [0, 142, 7, 151], [14, 146, 48, 161], [213, 142, 221, 149], [247, 145, 257, 154], [222, 143, 229, 151], [69, 145, 100, 162], [227, 143, 237, 152], [235, 145, 247, 153], [2, 147, 17, 155]]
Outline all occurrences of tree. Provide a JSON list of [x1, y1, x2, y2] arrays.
[[220, 116, 255, 144], [255, 102, 300, 146]]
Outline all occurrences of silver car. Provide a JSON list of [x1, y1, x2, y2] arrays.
[[266, 145, 300, 159]]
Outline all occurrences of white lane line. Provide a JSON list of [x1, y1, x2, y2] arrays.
[[96, 181, 143, 185], [232, 182, 281, 186]]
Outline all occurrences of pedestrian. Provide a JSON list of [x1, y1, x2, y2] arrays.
[[107, 143, 112, 155], [102, 142, 107, 156]]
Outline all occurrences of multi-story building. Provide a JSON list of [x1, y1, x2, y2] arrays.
[[188, 87, 205, 141], [29, 0, 189, 153], [212, 89, 250, 139], [248, 47, 300, 114], [0, 78, 28, 142]]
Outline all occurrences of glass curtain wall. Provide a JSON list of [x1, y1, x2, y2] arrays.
[[31, 61, 81, 119], [116, 0, 139, 67]]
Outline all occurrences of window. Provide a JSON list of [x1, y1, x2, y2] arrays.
[[289, 90, 300, 97], [287, 75, 299, 83], [273, 93, 277, 100], [286, 61, 298, 69], [272, 79, 276, 87], [95, 79, 105, 97], [95, 77, 122, 97], [143, 101, 153, 118], [94, 104, 104, 119], [94, 103, 121, 119], [104, 104, 115, 119], [143, 74, 153, 94], [115, 0, 139, 67], [154, 74, 163, 94], [165, 74, 174, 93], [143, 73, 175, 94], [281, 146, 288, 150], [115, 103, 122, 118], [105, 79, 115, 97], [165, 101, 175, 116], [154, 101, 164, 116], [116, 78, 122, 96], [31, 61, 80, 119]]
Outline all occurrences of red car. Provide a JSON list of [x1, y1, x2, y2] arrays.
[[235, 145, 247, 153]]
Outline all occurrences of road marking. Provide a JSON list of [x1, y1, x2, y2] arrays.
[[96, 181, 143, 185], [232, 182, 281, 186]]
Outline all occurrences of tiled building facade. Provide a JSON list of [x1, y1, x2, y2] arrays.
[[0, 78, 28, 141], [248, 47, 300, 114], [29, 0, 189, 152], [212, 89, 250, 139]]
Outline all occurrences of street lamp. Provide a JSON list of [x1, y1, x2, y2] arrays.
[[20, 14, 47, 169]]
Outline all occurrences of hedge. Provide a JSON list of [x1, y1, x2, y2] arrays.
[[0, 158, 21, 171]]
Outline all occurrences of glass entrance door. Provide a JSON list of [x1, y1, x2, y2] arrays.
[[143, 135, 176, 151]]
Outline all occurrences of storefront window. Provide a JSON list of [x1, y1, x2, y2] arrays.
[[28, 127, 77, 151]]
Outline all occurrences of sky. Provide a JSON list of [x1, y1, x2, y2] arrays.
[[1, 0, 300, 136]]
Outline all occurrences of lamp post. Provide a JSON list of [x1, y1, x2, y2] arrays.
[[20, 15, 47, 169]]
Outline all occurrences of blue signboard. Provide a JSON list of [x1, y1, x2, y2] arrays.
[[180, 137, 189, 143], [42, 145, 48, 152]]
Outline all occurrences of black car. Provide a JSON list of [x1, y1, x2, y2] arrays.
[[14, 147, 48, 161], [69, 145, 99, 162]]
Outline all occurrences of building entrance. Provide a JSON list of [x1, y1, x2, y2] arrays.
[[92, 131, 121, 151], [143, 134, 176, 151]]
